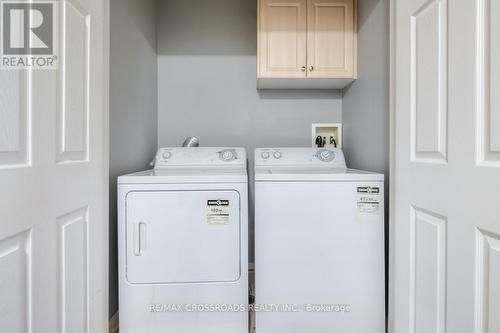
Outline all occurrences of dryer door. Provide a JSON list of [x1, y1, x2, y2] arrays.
[[125, 190, 241, 284]]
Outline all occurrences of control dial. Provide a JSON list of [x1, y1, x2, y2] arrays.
[[316, 149, 335, 162], [162, 152, 172, 159], [261, 151, 270, 159], [219, 149, 237, 162], [273, 151, 282, 159]]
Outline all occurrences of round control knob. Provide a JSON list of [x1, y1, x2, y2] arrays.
[[273, 151, 282, 159], [261, 151, 270, 159], [316, 149, 335, 162], [162, 152, 172, 159], [219, 149, 236, 161]]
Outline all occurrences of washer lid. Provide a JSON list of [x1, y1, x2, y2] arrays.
[[118, 168, 247, 184], [255, 167, 384, 182], [254, 148, 383, 182]]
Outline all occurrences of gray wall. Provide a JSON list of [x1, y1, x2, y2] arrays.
[[157, 0, 343, 261], [343, 0, 389, 175], [109, 0, 158, 318], [342, 0, 390, 310]]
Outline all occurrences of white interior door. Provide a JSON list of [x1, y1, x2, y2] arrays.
[[0, 0, 108, 332], [391, 0, 500, 332]]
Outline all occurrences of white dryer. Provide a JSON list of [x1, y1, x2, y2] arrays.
[[118, 147, 248, 333], [254, 148, 384, 333]]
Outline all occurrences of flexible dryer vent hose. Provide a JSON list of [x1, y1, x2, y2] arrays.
[[182, 136, 199, 147]]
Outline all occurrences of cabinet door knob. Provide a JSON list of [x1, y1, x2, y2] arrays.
[[309, 66, 314, 71], [301, 66, 306, 72]]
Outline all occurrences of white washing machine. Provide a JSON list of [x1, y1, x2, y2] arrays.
[[254, 148, 384, 333], [118, 147, 248, 333]]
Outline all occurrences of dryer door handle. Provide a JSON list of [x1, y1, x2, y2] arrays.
[[133, 222, 147, 256]]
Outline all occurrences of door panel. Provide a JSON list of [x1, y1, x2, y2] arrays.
[[475, 229, 500, 333], [391, 0, 500, 332], [258, 0, 307, 78], [0, 230, 30, 333], [126, 190, 241, 284], [56, 0, 90, 162], [0, 71, 29, 166], [477, 0, 500, 165], [57, 207, 88, 333], [0, 0, 108, 332], [410, 0, 447, 163], [409, 206, 446, 333], [307, 0, 355, 78]]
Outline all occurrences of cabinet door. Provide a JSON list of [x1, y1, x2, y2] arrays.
[[307, 0, 356, 78], [258, 0, 307, 78]]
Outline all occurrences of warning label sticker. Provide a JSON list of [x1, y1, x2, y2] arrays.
[[356, 186, 381, 216], [206, 199, 230, 224]]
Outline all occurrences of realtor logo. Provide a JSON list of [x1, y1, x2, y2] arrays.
[[1, 1, 58, 69]]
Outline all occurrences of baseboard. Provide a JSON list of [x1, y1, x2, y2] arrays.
[[109, 311, 119, 333]]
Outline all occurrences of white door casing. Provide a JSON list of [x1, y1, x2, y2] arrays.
[[0, 0, 109, 332], [390, 0, 500, 333]]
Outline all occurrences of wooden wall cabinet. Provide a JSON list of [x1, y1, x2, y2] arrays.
[[257, 0, 357, 89]]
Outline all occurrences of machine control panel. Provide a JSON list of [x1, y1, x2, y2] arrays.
[[255, 148, 346, 168], [154, 147, 246, 168]]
